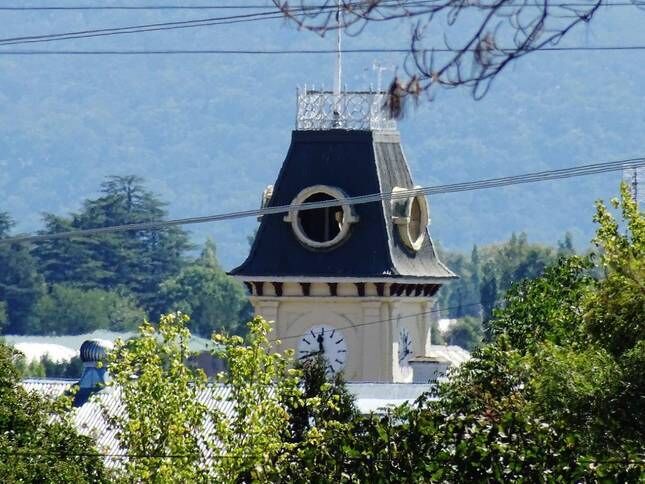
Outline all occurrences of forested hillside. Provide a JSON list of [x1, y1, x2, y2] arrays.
[[1, 5, 644, 268]]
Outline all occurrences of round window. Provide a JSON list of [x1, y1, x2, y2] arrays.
[[284, 185, 358, 250], [391, 186, 429, 251]]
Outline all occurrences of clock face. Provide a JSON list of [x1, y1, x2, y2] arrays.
[[398, 328, 413, 366], [297, 325, 347, 374]]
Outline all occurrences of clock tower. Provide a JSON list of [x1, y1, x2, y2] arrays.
[[230, 89, 456, 382]]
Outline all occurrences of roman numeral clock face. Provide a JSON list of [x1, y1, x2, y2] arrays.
[[297, 325, 347, 374]]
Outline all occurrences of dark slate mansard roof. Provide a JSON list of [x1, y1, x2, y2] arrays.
[[230, 129, 456, 282]]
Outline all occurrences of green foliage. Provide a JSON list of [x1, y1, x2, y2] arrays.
[[438, 233, 560, 320], [1, 177, 260, 337], [444, 316, 483, 350], [400, 184, 645, 481], [585, 183, 645, 357], [211, 316, 302, 482], [33, 176, 192, 316], [0, 341, 108, 482], [286, 355, 358, 443], [430, 318, 445, 345], [0, 212, 12, 237], [490, 256, 592, 352], [0, 213, 46, 334], [106, 312, 209, 482], [159, 240, 252, 337], [27, 284, 146, 335], [16, 354, 84, 379]]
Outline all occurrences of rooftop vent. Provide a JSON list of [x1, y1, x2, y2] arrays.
[[74, 339, 113, 406], [296, 89, 397, 131]]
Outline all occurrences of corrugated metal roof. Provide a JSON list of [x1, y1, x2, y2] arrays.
[[22, 379, 435, 466]]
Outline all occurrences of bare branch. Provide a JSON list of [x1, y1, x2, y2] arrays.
[[273, 0, 607, 117]]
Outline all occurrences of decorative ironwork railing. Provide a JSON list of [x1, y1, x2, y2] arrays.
[[296, 89, 397, 131]]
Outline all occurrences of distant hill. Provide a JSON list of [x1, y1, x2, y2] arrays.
[[1, 5, 644, 267]]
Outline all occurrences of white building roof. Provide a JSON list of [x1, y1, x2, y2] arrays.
[[5, 331, 214, 360], [425, 345, 471, 366], [12, 342, 78, 363]]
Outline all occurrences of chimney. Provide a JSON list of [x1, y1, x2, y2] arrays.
[[73, 339, 113, 407], [409, 356, 451, 384]]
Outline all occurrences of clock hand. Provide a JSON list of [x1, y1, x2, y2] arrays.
[[317, 333, 325, 354]]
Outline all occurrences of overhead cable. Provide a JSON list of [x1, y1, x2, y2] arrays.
[[1, 157, 643, 246], [0, 1, 638, 10], [0, 0, 414, 46], [273, 302, 485, 344], [3, 46, 645, 55], [0, 0, 620, 47], [0, 11, 289, 47]]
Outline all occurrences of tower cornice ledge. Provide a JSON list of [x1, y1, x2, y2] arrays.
[[231, 275, 452, 285]]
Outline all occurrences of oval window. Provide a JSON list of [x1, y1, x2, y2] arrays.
[[391, 187, 429, 251], [298, 192, 344, 243], [284, 185, 358, 250]]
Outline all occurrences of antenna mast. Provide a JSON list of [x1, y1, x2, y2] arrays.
[[333, 1, 342, 117]]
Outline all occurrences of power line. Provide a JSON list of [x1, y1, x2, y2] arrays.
[[0, 0, 415, 46], [4, 45, 645, 55], [0, 11, 290, 47], [1, 157, 643, 246], [273, 302, 484, 344], [0, 0, 623, 47], [0, 1, 639, 10], [0, 5, 282, 10]]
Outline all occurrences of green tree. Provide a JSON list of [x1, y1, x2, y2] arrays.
[[27, 284, 146, 334], [211, 316, 303, 482], [479, 262, 497, 323], [0, 213, 45, 334], [17, 354, 84, 379], [286, 356, 358, 443], [0, 211, 12, 237], [444, 316, 483, 350], [159, 241, 252, 337], [105, 312, 209, 482], [437, 233, 560, 320], [430, 318, 445, 345], [0, 341, 108, 482], [197, 237, 219, 269], [34, 213, 108, 290], [34, 176, 192, 314], [557, 231, 576, 257]]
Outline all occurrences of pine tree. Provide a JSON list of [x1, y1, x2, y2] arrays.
[[34, 176, 192, 314]]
